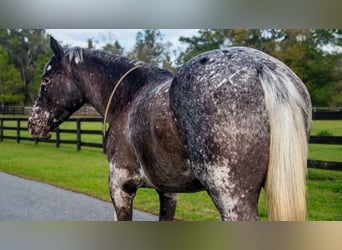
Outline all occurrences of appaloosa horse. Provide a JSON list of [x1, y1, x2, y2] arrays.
[[28, 37, 311, 221]]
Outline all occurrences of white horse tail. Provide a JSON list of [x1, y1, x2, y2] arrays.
[[259, 65, 311, 221]]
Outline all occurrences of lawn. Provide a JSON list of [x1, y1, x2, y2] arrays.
[[310, 120, 342, 136], [309, 120, 342, 163], [0, 117, 341, 220]]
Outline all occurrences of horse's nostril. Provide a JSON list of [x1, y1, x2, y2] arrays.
[[28, 121, 37, 134]]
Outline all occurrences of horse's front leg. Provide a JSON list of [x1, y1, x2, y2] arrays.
[[157, 191, 177, 221], [108, 162, 137, 221]]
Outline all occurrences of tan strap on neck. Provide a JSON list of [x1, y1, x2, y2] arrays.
[[103, 65, 142, 136]]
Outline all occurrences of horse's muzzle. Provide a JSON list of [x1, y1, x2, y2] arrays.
[[28, 116, 52, 140]]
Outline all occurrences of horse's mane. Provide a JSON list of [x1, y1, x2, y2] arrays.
[[65, 47, 85, 64], [65, 46, 143, 68]]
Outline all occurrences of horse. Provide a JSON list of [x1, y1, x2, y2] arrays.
[[28, 36, 311, 221]]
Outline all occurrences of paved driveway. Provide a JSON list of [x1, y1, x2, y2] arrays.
[[0, 172, 157, 221]]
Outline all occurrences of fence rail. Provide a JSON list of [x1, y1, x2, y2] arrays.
[[312, 111, 342, 120], [1, 112, 342, 171]]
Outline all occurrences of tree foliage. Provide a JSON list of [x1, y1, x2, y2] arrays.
[[0, 29, 49, 105], [102, 40, 124, 55], [128, 29, 164, 64], [0, 46, 22, 107], [127, 29, 175, 72], [98, 31, 124, 56]]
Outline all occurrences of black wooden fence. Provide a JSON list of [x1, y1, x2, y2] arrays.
[[1, 112, 342, 171], [0, 117, 106, 153], [307, 111, 342, 171]]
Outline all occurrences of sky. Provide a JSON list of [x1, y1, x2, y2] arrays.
[[46, 29, 200, 54]]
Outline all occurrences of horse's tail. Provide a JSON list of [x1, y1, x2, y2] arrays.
[[259, 65, 311, 221]]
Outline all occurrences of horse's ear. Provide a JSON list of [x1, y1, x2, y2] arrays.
[[50, 36, 64, 58]]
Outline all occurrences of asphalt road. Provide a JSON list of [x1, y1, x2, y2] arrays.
[[0, 172, 157, 221]]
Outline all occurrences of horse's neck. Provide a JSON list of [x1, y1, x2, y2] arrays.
[[78, 64, 139, 117], [76, 58, 170, 118]]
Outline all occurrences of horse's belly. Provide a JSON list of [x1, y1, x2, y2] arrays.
[[131, 116, 203, 192], [142, 156, 203, 193], [129, 81, 203, 193], [140, 152, 203, 193]]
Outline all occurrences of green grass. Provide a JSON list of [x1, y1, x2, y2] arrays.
[[310, 120, 342, 136], [0, 140, 109, 200], [309, 120, 342, 163], [309, 144, 342, 162], [307, 169, 342, 220]]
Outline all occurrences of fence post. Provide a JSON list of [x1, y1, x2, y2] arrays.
[[16, 119, 20, 143], [0, 119, 3, 142], [56, 127, 60, 148], [102, 121, 106, 154], [76, 119, 81, 151]]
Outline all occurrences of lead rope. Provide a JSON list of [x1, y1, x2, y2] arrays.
[[103, 65, 142, 137]]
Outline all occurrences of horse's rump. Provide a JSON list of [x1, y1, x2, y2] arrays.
[[169, 47, 311, 220]]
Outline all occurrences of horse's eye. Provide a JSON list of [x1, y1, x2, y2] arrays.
[[42, 78, 50, 85]]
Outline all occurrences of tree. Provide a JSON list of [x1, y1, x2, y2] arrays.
[[0, 46, 22, 107], [128, 29, 174, 69], [87, 38, 95, 49], [102, 40, 124, 55], [178, 29, 226, 64], [30, 46, 53, 101], [0, 29, 49, 105], [160, 41, 177, 73], [270, 29, 342, 106]]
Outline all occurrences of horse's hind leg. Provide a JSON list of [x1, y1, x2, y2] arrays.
[[210, 189, 260, 221], [195, 163, 262, 221], [157, 191, 177, 221]]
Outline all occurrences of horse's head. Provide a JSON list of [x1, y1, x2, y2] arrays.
[[28, 37, 85, 139]]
